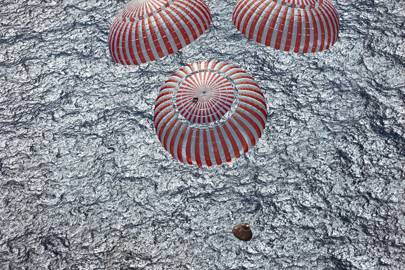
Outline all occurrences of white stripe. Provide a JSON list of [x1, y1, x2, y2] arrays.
[[245, 0, 269, 39], [144, 18, 160, 60], [138, 20, 151, 62], [124, 22, 135, 65], [172, 124, 185, 161], [238, 0, 261, 36], [150, 15, 170, 57], [109, 19, 119, 62], [317, 8, 330, 50], [169, 5, 197, 43], [239, 97, 267, 116], [213, 127, 226, 164], [219, 125, 236, 160], [322, 4, 338, 45], [235, 110, 260, 141], [312, 8, 322, 52], [160, 10, 186, 49], [154, 12, 178, 53], [131, 22, 143, 64], [299, 9, 306, 53], [176, 0, 206, 35], [289, 8, 299, 52], [206, 129, 217, 166], [261, 2, 281, 45], [192, 0, 211, 29], [306, 8, 315, 52], [158, 113, 176, 146], [154, 99, 173, 118], [234, 0, 253, 29], [155, 107, 173, 130], [238, 107, 264, 137], [279, 6, 293, 51], [230, 116, 253, 148], [165, 121, 181, 154], [225, 120, 244, 155], [252, 1, 275, 43], [113, 21, 123, 63], [270, 5, 287, 49], [198, 129, 205, 166], [181, 126, 193, 163], [119, 22, 129, 63], [189, 128, 197, 165]]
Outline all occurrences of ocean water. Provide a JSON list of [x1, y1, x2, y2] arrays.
[[0, 0, 404, 269]]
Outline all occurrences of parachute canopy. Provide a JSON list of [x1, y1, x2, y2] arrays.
[[109, 0, 212, 65], [232, 0, 340, 53], [154, 60, 268, 167]]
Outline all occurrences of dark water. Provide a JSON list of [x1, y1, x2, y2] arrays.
[[0, 0, 404, 269]]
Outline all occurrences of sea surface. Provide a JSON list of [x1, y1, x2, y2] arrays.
[[0, 0, 404, 269]]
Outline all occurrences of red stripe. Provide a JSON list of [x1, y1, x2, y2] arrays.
[[165, 8, 191, 45], [155, 108, 172, 131], [121, 22, 131, 65], [236, 107, 264, 137], [112, 20, 123, 62], [235, 0, 253, 30], [264, 4, 282, 46], [239, 104, 266, 129], [233, 0, 249, 27], [189, 0, 212, 27], [209, 129, 222, 165], [155, 15, 174, 55], [322, 4, 337, 46], [127, 22, 137, 64], [247, 0, 266, 40], [222, 124, 241, 158], [148, 16, 164, 58], [228, 120, 249, 153], [256, 2, 277, 44], [155, 97, 172, 112], [217, 127, 232, 162], [294, 9, 303, 53], [177, 4, 202, 36], [171, 5, 197, 41], [158, 113, 175, 140], [313, 9, 325, 52], [109, 20, 119, 62], [141, 19, 155, 61], [241, 0, 266, 36], [185, 129, 194, 165], [310, 10, 319, 53], [240, 94, 267, 112], [176, 125, 187, 163], [162, 119, 177, 150], [203, 130, 212, 167], [274, 7, 289, 50], [169, 122, 182, 158], [318, 7, 332, 49], [134, 21, 147, 63], [234, 111, 258, 145], [117, 21, 128, 64], [195, 130, 202, 167], [159, 12, 182, 51], [177, 1, 204, 34], [284, 7, 295, 51]]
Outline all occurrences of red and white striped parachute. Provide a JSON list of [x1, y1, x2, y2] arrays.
[[108, 0, 212, 65], [154, 60, 268, 167], [232, 0, 340, 53]]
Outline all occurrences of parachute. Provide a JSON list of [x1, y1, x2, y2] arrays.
[[232, 0, 340, 53], [154, 60, 268, 167], [108, 0, 212, 65]]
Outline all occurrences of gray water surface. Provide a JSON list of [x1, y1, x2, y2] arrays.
[[0, 0, 404, 269]]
